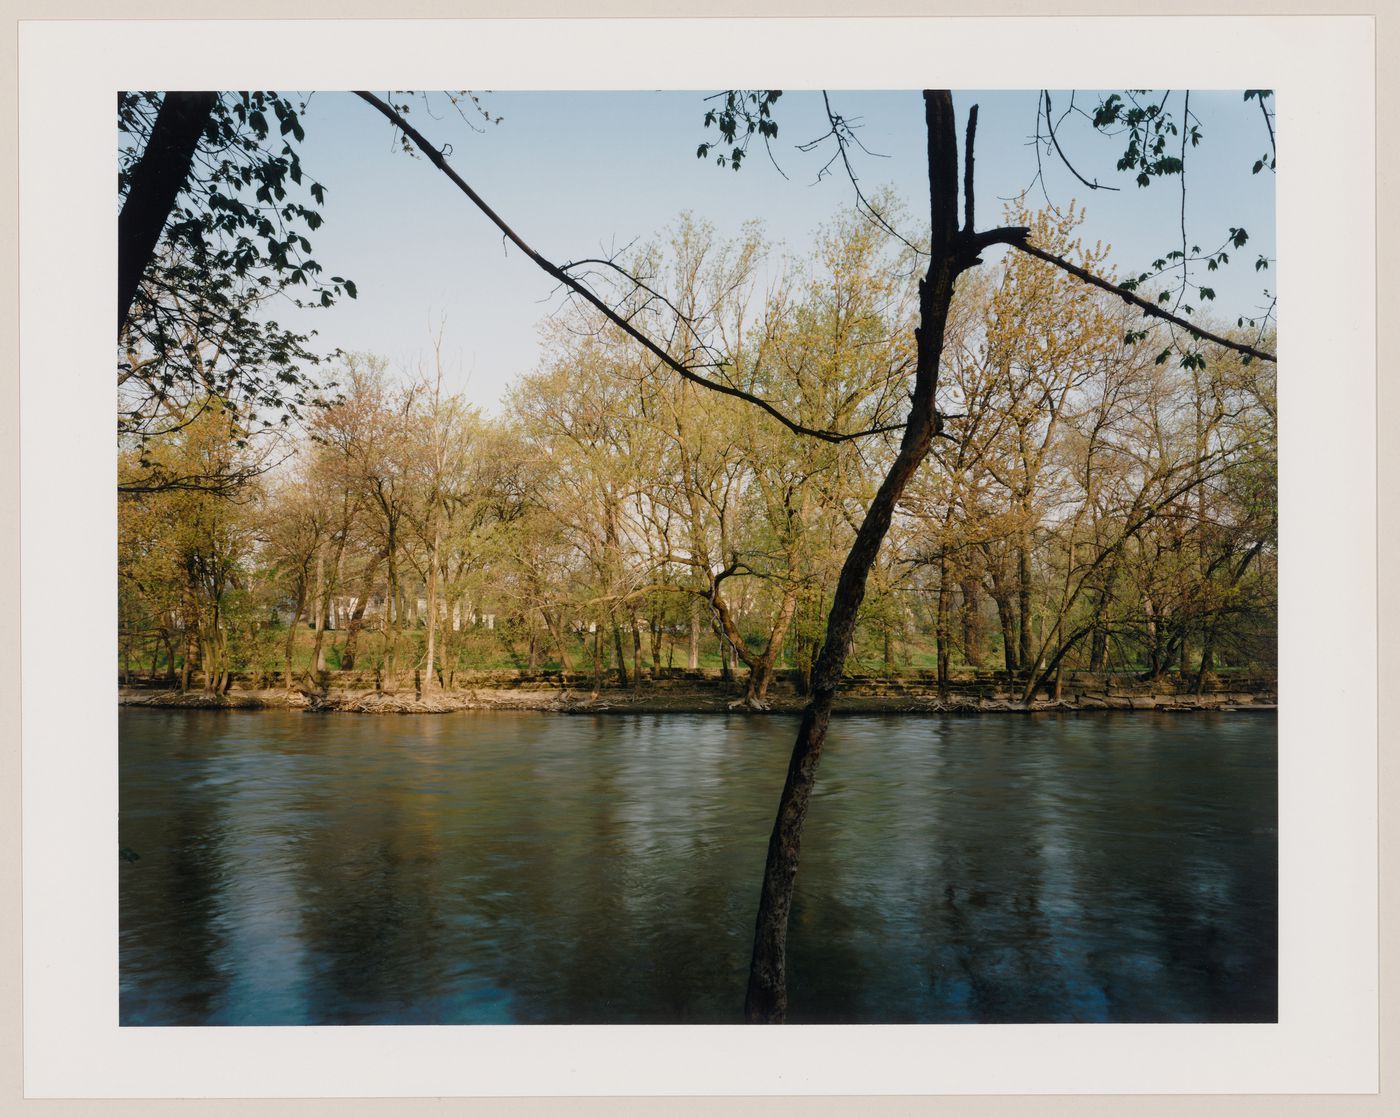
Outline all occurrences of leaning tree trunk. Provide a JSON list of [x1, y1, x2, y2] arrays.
[[118, 91, 217, 333], [746, 587, 799, 704], [543, 608, 574, 673], [745, 89, 971, 1024]]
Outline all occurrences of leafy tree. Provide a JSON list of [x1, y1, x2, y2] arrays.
[[119, 403, 265, 692], [118, 91, 356, 491]]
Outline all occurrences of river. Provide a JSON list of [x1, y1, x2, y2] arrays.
[[119, 708, 1276, 1025]]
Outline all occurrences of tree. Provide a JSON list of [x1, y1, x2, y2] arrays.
[[119, 402, 265, 693], [401, 345, 487, 692], [118, 91, 360, 493]]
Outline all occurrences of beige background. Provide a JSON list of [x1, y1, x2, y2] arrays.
[[2, 0, 1391, 1112]]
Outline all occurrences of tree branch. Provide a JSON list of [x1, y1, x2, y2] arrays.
[[354, 91, 894, 444], [118, 91, 218, 333], [1041, 90, 1120, 193], [971, 226, 1277, 364], [962, 104, 978, 234], [798, 91, 927, 257]]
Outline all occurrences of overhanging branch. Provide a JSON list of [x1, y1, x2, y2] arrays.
[[968, 225, 1277, 364], [354, 91, 898, 444]]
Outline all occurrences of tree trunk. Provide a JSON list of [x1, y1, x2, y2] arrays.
[[544, 608, 574, 673], [591, 625, 603, 694], [935, 552, 952, 690], [423, 523, 442, 691], [1089, 623, 1108, 672], [1144, 596, 1160, 677], [179, 635, 190, 693], [1195, 629, 1216, 695], [649, 611, 662, 675], [118, 91, 217, 333], [1017, 527, 1034, 676], [283, 576, 306, 690], [612, 621, 629, 688], [990, 578, 1017, 675], [383, 541, 399, 690], [960, 577, 984, 668], [746, 587, 799, 703], [311, 549, 328, 674], [745, 89, 966, 1024], [160, 629, 176, 684], [340, 556, 380, 671], [688, 598, 701, 669], [794, 638, 812, 697]]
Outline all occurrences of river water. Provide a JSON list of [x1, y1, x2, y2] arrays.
[[119, 708, 1276, 1025]]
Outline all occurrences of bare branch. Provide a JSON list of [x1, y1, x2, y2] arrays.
[[799, 91, 928, 257], [354, 90, 896, 444], [1041, 90, 1120, 193], [962, 104, 978, 234], [971, 225, 1277, 364]]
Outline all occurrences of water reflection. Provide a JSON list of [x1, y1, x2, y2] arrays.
[[120, 709, 1276, 1025]]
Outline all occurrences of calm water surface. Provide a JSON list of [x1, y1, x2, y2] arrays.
[[119, 709, 1276, 1025]]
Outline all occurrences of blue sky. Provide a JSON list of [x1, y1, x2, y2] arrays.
[[280, 89, 1276, 411]]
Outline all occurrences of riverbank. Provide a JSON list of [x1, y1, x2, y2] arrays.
[[119, 685, 1276, 715]]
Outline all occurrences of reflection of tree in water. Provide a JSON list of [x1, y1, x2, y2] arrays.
[[120, 714, 232, 1024], [784, 714, 1276, 1023], [120, 710, 1275, 1024], [510, 715, 781, 1023], [291, 757, 449, 1024]]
